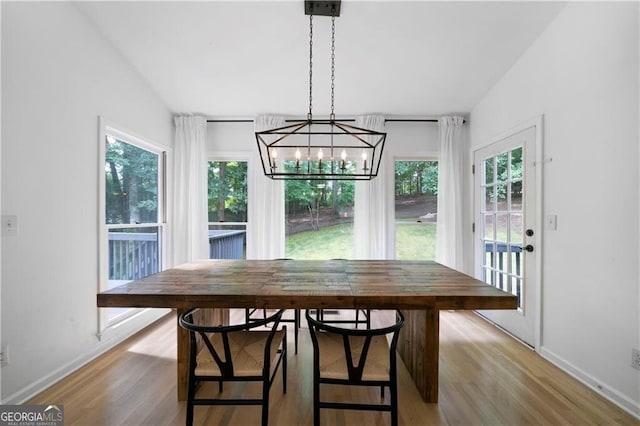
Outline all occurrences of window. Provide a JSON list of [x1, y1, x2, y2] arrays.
[[207, 160, 248, 259], [100, 124, 166, 326], [395, 160, 438, 260], [285, 179, 354, 259]]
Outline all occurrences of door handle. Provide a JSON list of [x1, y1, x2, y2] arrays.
[[524, 244, 534, 253]]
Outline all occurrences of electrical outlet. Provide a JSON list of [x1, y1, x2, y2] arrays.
[[0, 345, 8, 367], [632, 348, 640, 370], [2, 215, 18, 236]]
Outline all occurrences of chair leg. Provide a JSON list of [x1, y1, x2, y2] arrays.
[[186, 401, 194, 426], [313, 368, 320, 426], [261, 386, 269, 426], [186, 376, 196, 426], [283, 328, 288, 393], [294, 309, 300, 354], [313, 388, 320, 426], [391, 382, 398, 426]]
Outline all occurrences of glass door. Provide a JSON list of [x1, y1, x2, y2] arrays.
[[474, 126, 537, 345]]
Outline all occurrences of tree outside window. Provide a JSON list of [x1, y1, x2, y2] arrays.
[[285, 179, 355, 259], [395, 160, 438, 260], [207, 161, 248, 259]]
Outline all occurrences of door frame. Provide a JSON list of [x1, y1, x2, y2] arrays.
[[474, 115, 544, 351]]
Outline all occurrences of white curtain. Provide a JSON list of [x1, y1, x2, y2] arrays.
[[172, 116, 209, 266], [353, 115, 390, 259], [435, 116, 466, 271], [246, 115, 286, 259]]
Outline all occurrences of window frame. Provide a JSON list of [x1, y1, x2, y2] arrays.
[[98, 118, 169, 333]]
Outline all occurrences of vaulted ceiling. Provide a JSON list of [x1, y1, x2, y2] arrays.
[[75, 1, 566, 118]]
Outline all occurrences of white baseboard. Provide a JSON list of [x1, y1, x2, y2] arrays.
[[539, 345, 640, 419], [2, 308, 171, 405]]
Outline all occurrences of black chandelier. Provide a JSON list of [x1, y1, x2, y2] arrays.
[[255, 0, 386, 181]]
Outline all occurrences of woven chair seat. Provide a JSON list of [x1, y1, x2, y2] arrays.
[[316, 333, 390, 381], [195, 329, 286, 377]]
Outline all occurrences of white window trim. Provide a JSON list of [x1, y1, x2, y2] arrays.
[[97, 117, 171, 335]]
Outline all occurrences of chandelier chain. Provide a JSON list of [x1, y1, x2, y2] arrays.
[[308, 14, 313, 119], [330, 15, 335, 121]]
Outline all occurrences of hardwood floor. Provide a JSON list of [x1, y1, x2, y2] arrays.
[[29, 310, 637, 425]]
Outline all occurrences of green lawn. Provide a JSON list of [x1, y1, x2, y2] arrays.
[[395, 221, 437, 260], [286, 223, 354, 259], [285, 221, 436, 260]]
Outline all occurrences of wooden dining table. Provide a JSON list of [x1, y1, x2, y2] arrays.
[[97, 259, 517, 403]]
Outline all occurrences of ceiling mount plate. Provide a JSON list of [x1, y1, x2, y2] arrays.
[[305, 1, 341, 17]]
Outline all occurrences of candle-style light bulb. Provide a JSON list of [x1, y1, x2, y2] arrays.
[[271, 148, 277, 170], [340, 150, 347, 171], [295, 149, 301, 171], [362, 151, 368, 171], [318, 149, 324, 160]]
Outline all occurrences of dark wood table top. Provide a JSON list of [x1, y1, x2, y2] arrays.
[[97, 259, 517, 311]]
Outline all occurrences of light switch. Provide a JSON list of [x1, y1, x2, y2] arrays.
[[2, 215, 17, 236], [545, 214, 557, 231]]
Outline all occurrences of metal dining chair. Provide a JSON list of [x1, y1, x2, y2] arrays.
[[179, 308, 287, 426], [306, 310, 405, 426]]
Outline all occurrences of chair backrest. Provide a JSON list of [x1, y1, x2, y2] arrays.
[[306, 310, 404, 382], [180, 308, 284, 378]]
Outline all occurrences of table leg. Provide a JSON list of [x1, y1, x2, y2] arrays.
[[176, 308, 229, 401], [397, 308, 440, 403], [176, 309, 188, 401]]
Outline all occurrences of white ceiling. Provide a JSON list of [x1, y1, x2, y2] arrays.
[[75, 1, 566, 119]]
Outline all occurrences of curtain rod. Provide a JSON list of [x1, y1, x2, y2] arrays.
[[205, 118, 464, 123]]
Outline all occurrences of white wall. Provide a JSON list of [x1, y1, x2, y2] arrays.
[[470, 2, 639, 415], [1, 2, 172, 402]]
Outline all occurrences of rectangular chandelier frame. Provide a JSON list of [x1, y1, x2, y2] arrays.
[[256, 119, 386, 181]]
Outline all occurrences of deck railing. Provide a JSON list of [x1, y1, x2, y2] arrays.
[[108, 230, 247, 280], [208, 229, 246, 259], [484, 242, 523, 305], [108, 232, 159, 281], [485, 242, 523, 274]]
